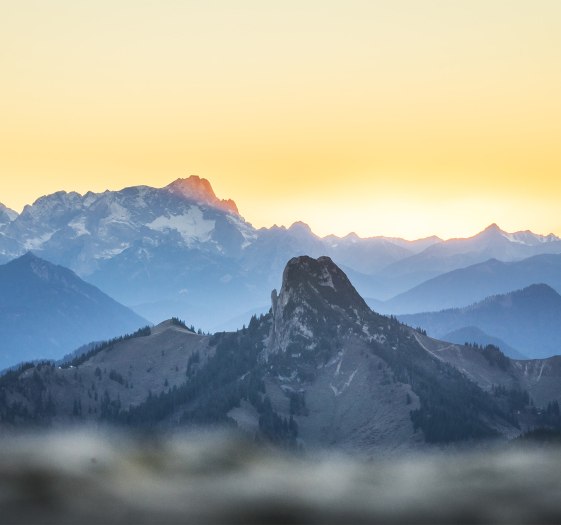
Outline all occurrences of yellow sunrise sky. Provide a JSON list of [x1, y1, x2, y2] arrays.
[[1, 1, 560, 239]]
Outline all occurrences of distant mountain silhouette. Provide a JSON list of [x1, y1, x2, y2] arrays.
[[0, 253, 148, 369], [379, 254, 561, 314], [439, 326, 526, 360], [400, 284, 561, 358], [376, 224, 561, 294]]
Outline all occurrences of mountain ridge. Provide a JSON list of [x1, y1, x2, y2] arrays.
[[0, 252, 148, 369], [400, 284, 561, 359], [380, 254, 561, 315], [1, 178, 560, 329]]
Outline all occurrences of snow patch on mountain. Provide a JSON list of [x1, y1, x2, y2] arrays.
[[226, 214, 257, 248], [23, 231, 55, 250], [69, 217, 89, 237], [102, 201, 131, 226], [147, 207, 215, 244], [5, 210, 17, 221], [501, 230, 560, 245], [330, 368, 359, 396], [95, 245, 130, 260], [0, 204, 18, 222], [82, 192, 98, 207]]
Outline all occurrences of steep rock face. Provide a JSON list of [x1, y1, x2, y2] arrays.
[[269, 256, 372, 356], [263, 258, 415, 453], [167, 176, 239, 215], [262, 257, 516, 451]]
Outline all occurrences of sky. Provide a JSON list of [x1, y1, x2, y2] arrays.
[[1, 1, 560, 240]]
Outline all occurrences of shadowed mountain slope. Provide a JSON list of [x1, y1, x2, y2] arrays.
[[0, 253, 148, 369], [400, 284, 561, 359], [379, 253, 561, 314], [438, 326, 526, 360]]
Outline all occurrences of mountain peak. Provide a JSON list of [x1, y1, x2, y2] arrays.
[[280, 255, 364, 298], [474, 282, 561, 309], [482, 223, 503, 234], [269, 256, 372, 354], [8, 252, 67, 283], [0, 253, 147, 368], [288, 221, 313, 234], [515, 283, 560, 300], [166, 176, 239, 215], [478, 223, 561, 246], [17, 251, 39, 261], [0, 203, 18, 223]]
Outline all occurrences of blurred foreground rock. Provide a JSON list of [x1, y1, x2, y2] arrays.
[[1, 431, 561, 524]]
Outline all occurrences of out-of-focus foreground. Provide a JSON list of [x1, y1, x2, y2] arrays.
[[1, 431, 561, 525]]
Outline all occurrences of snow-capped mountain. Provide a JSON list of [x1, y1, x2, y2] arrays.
[[322, 233, 416, 274], [0, 177, 253, 273], [167, 177, 239, 215], [376, 223, 561, 294], [0, 204, 17, 228], [0, 178, 264, 327], [0, 177, 428, 328], [500, 227, 560, 246], [1, 178, 560, 329]]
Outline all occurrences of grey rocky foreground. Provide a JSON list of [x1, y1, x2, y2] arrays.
[[1, 431, 561, 524]]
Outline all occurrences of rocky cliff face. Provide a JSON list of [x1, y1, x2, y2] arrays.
[[269, 256, 372, 356]]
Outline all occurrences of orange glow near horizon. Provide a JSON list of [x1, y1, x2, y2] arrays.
[[1, 1, 561, 240]]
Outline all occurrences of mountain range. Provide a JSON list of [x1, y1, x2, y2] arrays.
[[430, 326, 525, 360], [400, 284, 561, 359], [377, 253, 561, 315], [0, 253, 147, 370], [1, 176, 560, 330], [375, 223, 561, 292], [2, 256, 560, 452]]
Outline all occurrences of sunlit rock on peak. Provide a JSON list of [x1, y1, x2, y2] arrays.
[[166, 175, 239, 215]]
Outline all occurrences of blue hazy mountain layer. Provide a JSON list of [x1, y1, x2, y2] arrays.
[[0, 253, 148, 369]]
